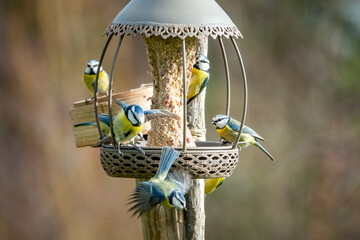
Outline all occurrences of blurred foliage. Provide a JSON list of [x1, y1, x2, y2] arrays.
[[0, 0, 359, 239]]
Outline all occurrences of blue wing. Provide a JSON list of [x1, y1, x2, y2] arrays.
[[128, 181, 166, 217], [113, 99, 128, 111], [166, 169, 192, 194], [144, 109, 180, 122], [227, 119, 264, 141], [98, 114, 110, 127]]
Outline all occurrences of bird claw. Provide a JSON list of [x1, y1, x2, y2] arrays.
[[84, 97, 94, 104], [130, 142, 146, 155], [117, 149, 124, 156]]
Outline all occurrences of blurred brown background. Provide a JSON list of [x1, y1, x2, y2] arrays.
[[0, 0, 359, 239]]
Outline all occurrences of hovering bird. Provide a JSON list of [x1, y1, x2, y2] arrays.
[[187, 55, 210, 105], [83, 59, 110, 98], [74, 100, 180, 155], [128, 147, 192, 217], [212, 114, 275, 161]]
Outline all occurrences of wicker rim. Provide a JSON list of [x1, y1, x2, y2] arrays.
[[100, 142, 240, 179]]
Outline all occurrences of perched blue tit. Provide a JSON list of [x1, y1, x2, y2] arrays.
[[74, 100, 180, 154], [83, 59, 110, 96], [212, 114, 275, 161], [112, 99, 180, 155], [128, 147, 192, 217], [204, 177, 225, 195], [187, 55, 210, 105]]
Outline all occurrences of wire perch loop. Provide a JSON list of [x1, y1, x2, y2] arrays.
[[91, 0, 249, 179]]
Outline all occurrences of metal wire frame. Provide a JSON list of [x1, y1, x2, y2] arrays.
[[218, 36, 231, 116], [230, 37, 248, 149], [94, 34, 248, 153], [108, 35, 125, 149], [94, 33, 114, 139]]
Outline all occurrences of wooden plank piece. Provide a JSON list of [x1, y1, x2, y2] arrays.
[[69, 84, 153, 148]]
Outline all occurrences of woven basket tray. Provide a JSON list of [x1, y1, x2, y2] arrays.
[[100, 141, 240, 179]]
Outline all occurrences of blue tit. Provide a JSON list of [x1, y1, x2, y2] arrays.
[[187, 55, 210, 105], [204, 177, 225, 195], [112, 99, 180, 155], [83, 59, 110, 97], [74, 100, 180, 154], [128, 147, 192, 217], [212, 114, 275, 161]]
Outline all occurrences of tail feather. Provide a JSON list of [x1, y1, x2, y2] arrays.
[[155, 147, 180, 180], [74, 122, 96, 127], [254, 140, 275, 161]]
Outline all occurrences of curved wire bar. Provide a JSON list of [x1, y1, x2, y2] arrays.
[[218, 36, 231, 116], [108, 35, 125, 148], [94, 33, 114, 139], [182, 38, 187, 152], [230, 37, 248, 149]]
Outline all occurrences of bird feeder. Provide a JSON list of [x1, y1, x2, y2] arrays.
[[94, 0, 248, 179]]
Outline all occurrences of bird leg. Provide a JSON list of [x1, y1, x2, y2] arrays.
[[84, 97, 94, 104], [221, 139, 231, 146], [91, 136, 112, 147], [129, 140, 145, 155], [117, 142, 124, 156]]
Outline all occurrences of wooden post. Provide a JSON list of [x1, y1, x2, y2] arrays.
[[184, 37, 208, 240], [141, 35, 198, 240]]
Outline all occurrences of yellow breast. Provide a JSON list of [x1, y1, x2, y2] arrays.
[[113, 110, 143, 143], [205, 177, 225, 195], [82, 71, 109, 95], [187, 68, 209, 101]]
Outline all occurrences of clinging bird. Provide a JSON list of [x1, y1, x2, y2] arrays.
[[128, 147, 192, 217], [187, 55, 210, 105], [212, 114, 275, 161], [83, 59, 110, 97]]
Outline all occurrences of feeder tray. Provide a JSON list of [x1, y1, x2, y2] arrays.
[[100, 142, 240, 179], [84, 0, 249, 180]]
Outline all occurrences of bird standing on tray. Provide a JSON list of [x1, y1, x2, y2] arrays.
[[212, 114, 274, 161], [83, 59, 110, 98], [205, 115, 275, 195], [128, 147, 192, 217], [74, 100, 180, 155], [187, 55, 210, 105]]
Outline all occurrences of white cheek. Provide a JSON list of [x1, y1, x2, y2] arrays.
[[127, 111, 137, 125], [85, 66, 91, 74], [217, 119, 227, 128]]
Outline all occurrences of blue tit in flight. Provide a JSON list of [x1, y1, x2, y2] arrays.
[[204, 177, 225, 195], [83, 59, 110, 97], [212, 114, 275, 161], [128, 147, 192, 217], [187, 55, 210, 105]]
